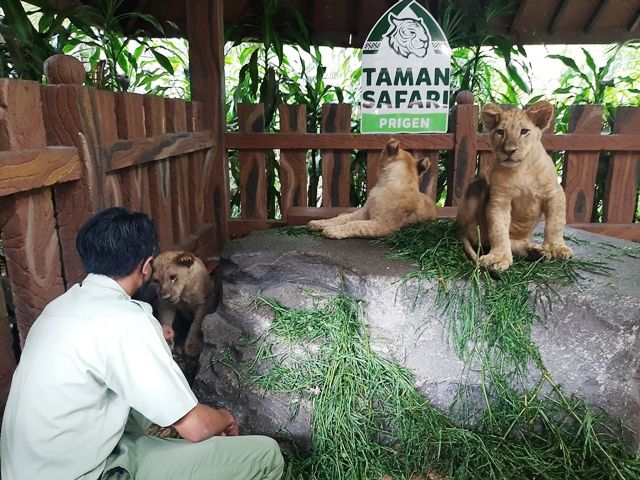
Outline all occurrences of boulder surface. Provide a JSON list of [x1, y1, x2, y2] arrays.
[[194, 227, 640, 448]]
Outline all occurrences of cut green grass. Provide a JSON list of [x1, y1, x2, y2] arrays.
[[231, 221, 639, 479]]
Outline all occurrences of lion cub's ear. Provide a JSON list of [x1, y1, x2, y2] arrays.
[[417, 157, 430, 175], [525, 101, 554, 131], [481, 104, 502, 131], [174, 251, 196, 268], [384, 138, 400, 156]]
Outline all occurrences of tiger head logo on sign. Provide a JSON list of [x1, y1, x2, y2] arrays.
[[385, 14, 430, 58], [360, 0, 451, 134]]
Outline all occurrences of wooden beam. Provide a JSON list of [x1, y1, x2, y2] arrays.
[[225, 133, 455, 150], [585, 0, 609, 33], [228, 219, 287, 237], [509, 0, 528, 34], [227, 132, 640, 153], [285, 206, 457, 226], [548, 0, 569, 35], [103, 130, 214, 172], [571, 224, 640, 242], [628, 8, 640, 31], [0, 147, 80, 197], [186, 0, 230, 255], [477, 133, 640, 152]]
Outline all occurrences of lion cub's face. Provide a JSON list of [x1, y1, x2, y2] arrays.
[[482, 101, 553, 168], [151, 251, 198, 304]]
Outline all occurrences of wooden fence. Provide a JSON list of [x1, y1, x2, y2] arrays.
[[226, 93, 640, 242], [0, 56, 221, 364], [1, 60, 640, 414]]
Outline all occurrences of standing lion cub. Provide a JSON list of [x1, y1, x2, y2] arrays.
[[151, 251, 215, 356], [307, 139, 437, 238], [457, 101, 572, 271]]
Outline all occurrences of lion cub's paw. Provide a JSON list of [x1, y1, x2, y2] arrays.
[[478, 252, 513, 271], [307, 220, 325, 231], [162, 324, 175, 350], [542, 243, 573, 260], [184, 333, 203, 358], [322, 226, 347, 239]]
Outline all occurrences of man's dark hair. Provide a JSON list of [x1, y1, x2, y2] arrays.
[[76, 207, 159, 277]]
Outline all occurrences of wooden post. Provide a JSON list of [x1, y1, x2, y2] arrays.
[[238, 104, 267, 219], [116, 92, 152, 215], [41, 54, 104, 286], [165, 98, 191, 244], [186, 0, 230, 253], [562, 105, 603, 224], [448, 90, 478, 206], [279, 104, 308, 216], [603, 106, 640, 223], [0, 79, 66, 345], [143, 96, 174, 251], [321, 103, 352, 207]]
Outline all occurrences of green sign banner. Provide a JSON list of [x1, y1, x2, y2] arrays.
[[361, 0, 451, 134]]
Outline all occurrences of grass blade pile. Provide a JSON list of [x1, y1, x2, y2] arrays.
[[231, 221, 640, 479]]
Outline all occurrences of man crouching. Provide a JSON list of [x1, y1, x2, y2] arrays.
[[1, 207, 283, 480]]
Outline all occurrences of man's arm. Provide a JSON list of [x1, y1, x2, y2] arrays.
[[173, 403, 238, 442]]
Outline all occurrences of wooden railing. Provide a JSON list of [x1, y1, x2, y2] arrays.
[[0, 55, 220, 350], [225, 93, 640, 242]]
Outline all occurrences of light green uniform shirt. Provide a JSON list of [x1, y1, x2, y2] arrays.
[[1, 274, 197, 480]]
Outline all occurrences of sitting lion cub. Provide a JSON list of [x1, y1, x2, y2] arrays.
[[457, 101, 572, 271], [151, 251, 214, 356], [307, 139, 437, 238]]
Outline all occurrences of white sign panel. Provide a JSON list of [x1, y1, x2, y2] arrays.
[[361, 0, 451, 133]]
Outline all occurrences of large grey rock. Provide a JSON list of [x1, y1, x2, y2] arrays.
[[193, 227, 640, 448]]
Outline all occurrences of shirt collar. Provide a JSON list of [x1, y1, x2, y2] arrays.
[[81, 273, 131, 300]]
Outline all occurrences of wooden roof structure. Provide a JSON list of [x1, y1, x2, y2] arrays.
[[140, 0, 640, 46]]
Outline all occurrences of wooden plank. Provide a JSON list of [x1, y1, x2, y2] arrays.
[[563, 105, 603, 224], [0, 147, 80, 196], [228, 219, 287, 237], [286, 206, 457, 226], [449, 103, 479, 206], [226, 132, 455, 150], [186, 0, 229, 254], [187, 101, 216, 232], [104, 131, 214, 171], [116, 92, 151, 214], [321, 103, 352, 207], [477, 133, 640, 152], [279, 104, 308, 215], [40, 83, 104, 286], [143, 95, 174, 251], [549, 0, 569, 34], [585, 0, 609, 33], [90, 89, 122, 207], [0, 79, 65, 345], [571, 223, 640, 242], [603, 107, 640, 223], [165, 98, 191, 245], [238, 103, 267, 220], [366, 150, 382, 192]]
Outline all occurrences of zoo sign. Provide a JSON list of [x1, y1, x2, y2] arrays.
[[361, 0, 451, 133]]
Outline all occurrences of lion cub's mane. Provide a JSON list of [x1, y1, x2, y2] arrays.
[[307, 139, 436, 239], [457, 101, 572, 271]]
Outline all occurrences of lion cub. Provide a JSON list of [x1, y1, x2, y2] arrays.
[[151, 251, 214, 356], [457, 101, 572, 271], [307, 139, 437, 238]]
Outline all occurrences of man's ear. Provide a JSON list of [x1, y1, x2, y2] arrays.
[[141, 256, 154, 276], [481, 104, 502, 131]]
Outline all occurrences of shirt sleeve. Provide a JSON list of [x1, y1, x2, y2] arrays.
[[103, 307, 198, 427]]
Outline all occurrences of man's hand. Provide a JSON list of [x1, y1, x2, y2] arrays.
[[174, 404, 238, 442]]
